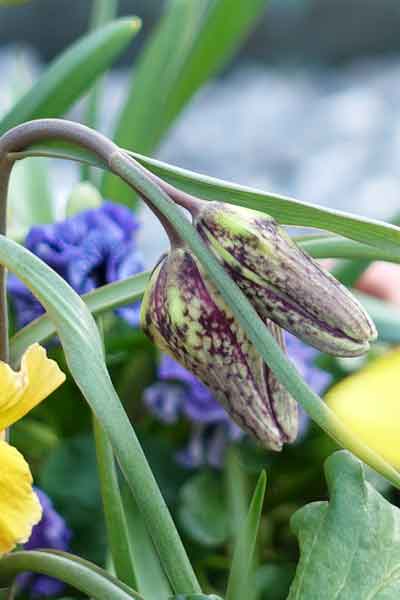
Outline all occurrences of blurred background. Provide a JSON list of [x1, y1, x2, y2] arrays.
[[2, 0, 400, 235], [2, 4, 400, 599]]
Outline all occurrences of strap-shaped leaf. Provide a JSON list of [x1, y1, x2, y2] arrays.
[[226, 472, 266, 600], [0, 550, 142, 599], [13, 144, 400, 255], [102, 0, 269, 205], [0, 18, 141, 135], [0, 236, 199, 595], [10, 271, 150, 365]]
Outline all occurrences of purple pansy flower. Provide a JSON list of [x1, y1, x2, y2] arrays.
[[8, 202, 143, 328], [144, 333, 332, 468], [18, 488, 71, 598]]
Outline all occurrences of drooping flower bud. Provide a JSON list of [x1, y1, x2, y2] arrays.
[[140, 248, 298, 450], [193, 202, 376, 357]]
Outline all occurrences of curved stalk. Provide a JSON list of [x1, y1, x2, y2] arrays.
[[0, 119, 200, 595], [0, 551, 142, 600], [1, 119, 399, 489]]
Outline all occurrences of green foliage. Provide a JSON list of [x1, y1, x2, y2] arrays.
[[102, 0, 270, 205], [226, 472, 266, 600], [39, 435, 106, 564], [122, 487, 173, 600], [288, 451, 400, 599], [178, 471, 230, 547], [0, 18, 141, 136]]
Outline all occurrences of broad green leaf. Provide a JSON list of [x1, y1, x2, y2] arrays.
[[226, 472, 266, 600], [122, 487, 172, 600], [0, 18, 141, 136], [0, 550, 142, 599], [178, 471, 230, 547], [0, 236, 199, 594], [288, 451, 400, 600], [102, 0, 269, 205]]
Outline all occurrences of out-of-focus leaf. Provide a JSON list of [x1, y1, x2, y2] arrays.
[[39, 435, 106, 564], [1, 54, 54, 227], [170, 596, 223, 600], [226, 472, 266, 600], [178, 471, 229, 547], [0, 18, 141, 135], [288, 451, 400, 599], [255, 564, 295, 600], [122, 487, 172, 600], [102, 0, 269, 205]]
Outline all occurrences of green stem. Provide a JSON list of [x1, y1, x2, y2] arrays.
[[108, 150, 400, 490], [93, 314, 137, 588], [93, 415, 138, 589], [0, 120, 201, 595], [10, 271, 149, 365], [0, 551, 142, 600], [0, 157, 11, 363]]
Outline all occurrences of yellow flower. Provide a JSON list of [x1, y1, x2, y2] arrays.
[[0, 344, 65, 554], [326, 348, 400, 470]]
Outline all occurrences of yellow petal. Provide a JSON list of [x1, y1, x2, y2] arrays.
[[326, 348, 400, 470], [0, 440, 42, 554], [0, 343, 65, 431]]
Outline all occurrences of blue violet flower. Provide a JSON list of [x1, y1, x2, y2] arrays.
[[8, 202, 143, 328], [18, 488, 71, 598]]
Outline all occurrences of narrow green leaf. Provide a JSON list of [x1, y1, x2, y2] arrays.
[[0, 236, 200, 594], [109, 149, 400, 490], [93, 417, 138, 590], [11, 144, 400, 257], [288, 451, 400, 600], [0, 550, 142, 599], [9, 271, 150, 365], [226, 472, 266, 600], [102, 0, 269, 205], [0, 18, 141, 135], [122, 487, 173, 600], [225, 447, 249, 539], [7, 139, 400, 486], [129, 152, 400, 255]]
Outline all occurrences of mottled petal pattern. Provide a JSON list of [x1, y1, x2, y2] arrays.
[[141, 248, 298, 449], [195, 202, 376, 357]]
